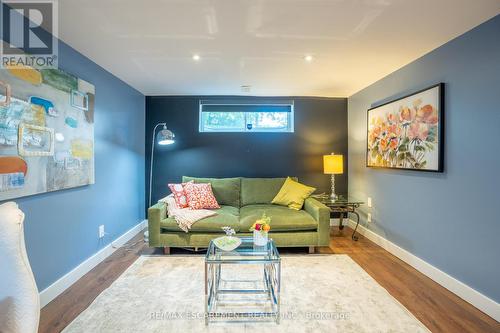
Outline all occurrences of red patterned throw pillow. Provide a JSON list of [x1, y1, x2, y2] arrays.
[[168, 181, 192, 208], [184, 182, 220, 210]]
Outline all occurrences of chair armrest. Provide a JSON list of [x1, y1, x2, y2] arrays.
[[148, 202, 166, 247], [304, 197, 330, 246]]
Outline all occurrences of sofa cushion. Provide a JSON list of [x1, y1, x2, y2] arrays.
[[167, 182, 191, 208], [240, 177, 297, 206], [271, 177, 316, 210], [239, 204, 318, 232], [160, 205, 240, 233], [183, 176, 240, 207], [184, 182, 220, 209]]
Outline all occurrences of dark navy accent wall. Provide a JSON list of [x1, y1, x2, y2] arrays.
[[146, 96, 347, 206], [348, 15, 500, 302], [2, 41, 145, 291]]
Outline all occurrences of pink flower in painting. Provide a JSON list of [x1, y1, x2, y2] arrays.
[[399, 107, 416, 123], [386, 124, 401, 138], [387, 112, 399, 124], [379, 138, 389, 152], [408, 122, 429, 141], [389, 138, 399, 151], [416, 104, 438, 124], [368, 126, 381, 146]]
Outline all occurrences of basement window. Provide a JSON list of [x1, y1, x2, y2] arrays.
[[199, 99, 294, 133]]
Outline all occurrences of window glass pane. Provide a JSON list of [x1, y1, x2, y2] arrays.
[[249, 112, 289, 130], [199, 102, 294, 132], [201, 112, 245, 131]]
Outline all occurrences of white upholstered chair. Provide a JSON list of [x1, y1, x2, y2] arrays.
[[0, 202, 39, 333]]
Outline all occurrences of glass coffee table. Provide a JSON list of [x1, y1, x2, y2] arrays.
[[205, 237, 281, 325]]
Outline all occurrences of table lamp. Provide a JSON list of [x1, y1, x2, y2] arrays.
[[323, 153, 343, 201]]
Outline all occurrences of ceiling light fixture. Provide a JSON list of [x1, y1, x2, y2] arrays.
[[192, 54, 201, 61], [304, 55, 313, 62]]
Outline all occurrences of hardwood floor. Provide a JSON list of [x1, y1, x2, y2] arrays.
[[325, 228, 499, 333], [38, 235, 154, 333], [39, 227, 499, 333]]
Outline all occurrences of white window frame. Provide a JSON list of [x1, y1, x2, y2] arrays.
[[199, 101, 294, 133]]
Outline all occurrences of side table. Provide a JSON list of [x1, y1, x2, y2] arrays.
[[315, 196, 364, 241]]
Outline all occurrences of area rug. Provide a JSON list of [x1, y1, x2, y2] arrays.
[[63, 255, 429, 333]]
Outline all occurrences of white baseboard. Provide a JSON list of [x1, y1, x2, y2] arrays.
[[344, 219, 500, 322], [39, 220, 147, 308]]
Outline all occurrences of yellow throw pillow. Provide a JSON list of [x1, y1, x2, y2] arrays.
[[271, 177, 316, 210]]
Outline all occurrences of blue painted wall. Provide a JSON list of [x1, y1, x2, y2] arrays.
[[1, 41, 145, 291], [348, 15, 500, 302]]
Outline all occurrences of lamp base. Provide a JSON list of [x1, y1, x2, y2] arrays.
[[330, 174, 338, 202]]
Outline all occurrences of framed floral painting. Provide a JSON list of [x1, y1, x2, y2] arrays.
[[367, 83, 444, 172]]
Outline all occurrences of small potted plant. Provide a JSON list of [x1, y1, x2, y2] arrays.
[[249, 213, 271, 246]]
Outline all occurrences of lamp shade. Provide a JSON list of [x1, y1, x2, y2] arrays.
[[157, 127, 175, 145], [323, 154, 343, 174]]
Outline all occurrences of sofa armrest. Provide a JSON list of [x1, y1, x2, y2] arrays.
[[148, 202, 166, 247], [304, 197, 330, 246]]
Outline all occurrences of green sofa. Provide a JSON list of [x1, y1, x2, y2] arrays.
[[148, 177, 331, 253]]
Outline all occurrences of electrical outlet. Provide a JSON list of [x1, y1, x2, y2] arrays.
[[99, 225, 105, 238], [367, 213, 372, 223], [367, 197, 372, 208]]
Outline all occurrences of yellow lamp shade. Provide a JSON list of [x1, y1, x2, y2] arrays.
[[323, 154, 343, 174]]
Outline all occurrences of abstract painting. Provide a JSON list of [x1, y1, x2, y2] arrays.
[[0, 66, 94, 200], [367, 83, 444, 172]]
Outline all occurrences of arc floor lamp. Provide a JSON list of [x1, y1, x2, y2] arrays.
[[149, 122, 175, 207]]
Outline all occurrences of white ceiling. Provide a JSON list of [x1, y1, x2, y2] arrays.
[[58, 0, 500, 97]]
